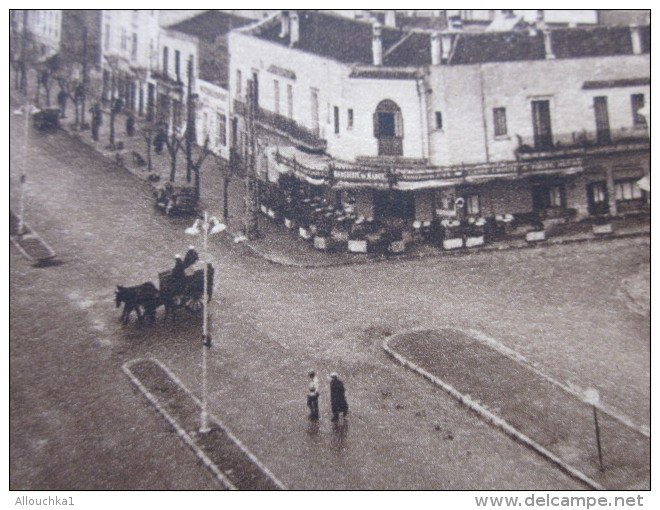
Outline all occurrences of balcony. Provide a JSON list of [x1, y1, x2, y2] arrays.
[[516, 126, 649, 160], [233, 99, 327, 152]]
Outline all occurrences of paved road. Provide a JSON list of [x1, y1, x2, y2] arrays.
[[10, 111, 649, 490]]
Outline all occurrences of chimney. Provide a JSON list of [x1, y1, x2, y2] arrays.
[[441, 33, 453, 62], [431, 32, 441, 65], [279, 10, 290, 38], [372, 22, 383, 66], [384, 10, 396, 28], [630, 25, 642, 54], [543, 29, 555, 59], [290, 11, 299, 46]]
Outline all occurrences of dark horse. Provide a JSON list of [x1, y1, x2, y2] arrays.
[[115, 282, 159, 324]]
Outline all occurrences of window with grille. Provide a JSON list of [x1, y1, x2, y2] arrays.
[[236, 70, 242, 97], [493, 107, 507, 137], [347, 109, 354, 130], [217, 113, 227, 146]]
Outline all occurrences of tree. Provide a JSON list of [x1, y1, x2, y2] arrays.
[[54, 70, 84, 129], [164, 127, 186, 182], [141, 122, 156, 172], [189, 136, 212, 200]]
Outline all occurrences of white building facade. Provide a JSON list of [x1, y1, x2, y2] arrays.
[[229, 11, 649, 231]]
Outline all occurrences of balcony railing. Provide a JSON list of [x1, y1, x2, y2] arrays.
[[233, 99, 327, 152], [516, 127, 649, 159]]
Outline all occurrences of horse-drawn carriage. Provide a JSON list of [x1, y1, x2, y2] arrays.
[[115, 249, 214, 324], [158, 264, 214, 317]]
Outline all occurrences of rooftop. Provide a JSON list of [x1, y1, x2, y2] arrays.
[[247, 10, 650, 67], [168, 10, 254, 42]]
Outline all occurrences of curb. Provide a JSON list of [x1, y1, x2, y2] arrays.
[[43, 99, 649, 271], [239, 229, 650, 269], [122, 358, 287, 490], [382, 333, 605, 491], [10, 212, 56, 264], [461, 328, 650, 438]]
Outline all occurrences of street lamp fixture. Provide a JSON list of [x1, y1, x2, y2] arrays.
[[185, 211, 226, 433]]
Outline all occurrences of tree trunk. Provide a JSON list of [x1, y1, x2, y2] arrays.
[[223, 175, 230, 221], [110, 111, 116, 147]]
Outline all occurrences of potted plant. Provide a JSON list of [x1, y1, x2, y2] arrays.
[[592, 215, 614, 235], [442, 220, 464, 250]]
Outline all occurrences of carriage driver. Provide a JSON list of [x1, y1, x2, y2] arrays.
[[183, 245, 199, 269], [172, 254, 186, 292]]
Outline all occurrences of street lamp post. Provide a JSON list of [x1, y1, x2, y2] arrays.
[[13, 102, 38, 235], [186, 211, 226, 433]]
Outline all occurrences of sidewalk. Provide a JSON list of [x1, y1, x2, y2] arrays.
[[10, 80, 650, 269], [385, 328, 650, 490], [74, 110, 651, 268]]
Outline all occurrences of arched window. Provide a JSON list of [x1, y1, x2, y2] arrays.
[[373, 100, 403, 156]]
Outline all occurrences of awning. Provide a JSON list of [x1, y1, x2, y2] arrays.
[[264, 146, 331, 185], [637, 176, 651, 192]]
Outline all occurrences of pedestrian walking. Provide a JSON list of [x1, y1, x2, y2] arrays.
[[329, 373, 348, 422], [57, 89, 68, 118], [306, 370, 320, 420], [90, 103, 102, 141], [126, 115, 135, 137]]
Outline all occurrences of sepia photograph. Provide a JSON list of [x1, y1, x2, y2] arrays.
[[8, 5, 651, 503]]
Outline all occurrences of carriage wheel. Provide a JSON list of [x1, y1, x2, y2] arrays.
[[186, 296, 204, 313]]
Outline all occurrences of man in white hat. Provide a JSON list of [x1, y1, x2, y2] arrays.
[[306, 370, 320, 420]]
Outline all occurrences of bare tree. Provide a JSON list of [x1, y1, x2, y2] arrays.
[[165, 127, 186, 182], [189, 136, 212, 200], [141, 123, 155, 172]]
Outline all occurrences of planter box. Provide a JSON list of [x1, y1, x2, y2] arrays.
[[348, 239, 368, 253], [592, 223, 613, 235], [314, 236, 331, 251], [465, 236, 485, 248], [525, 230, 546, 243], [389, 240, 406, 254], [299, 227, 312, 240], [443, 237, 464, 250], [284, 218, 296, 229], [331, 230, 349, 242]]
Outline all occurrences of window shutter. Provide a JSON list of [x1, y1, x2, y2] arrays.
[[373, 112, 380, 137], [395, 111, 403, 138]]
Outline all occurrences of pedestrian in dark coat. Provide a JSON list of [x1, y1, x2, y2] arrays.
[[126, 115, 135, 137], [57, 89, 68, 118], [306, 370, 320, 420], [183, 245, 199, 269], [329, 373, 348, 422]]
